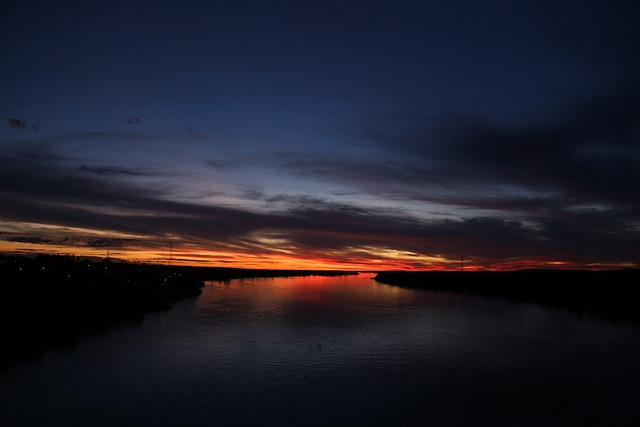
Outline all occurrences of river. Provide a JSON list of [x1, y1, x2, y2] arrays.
[[2, 273, 639, 426]]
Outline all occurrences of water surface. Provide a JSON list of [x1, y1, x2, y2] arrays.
[[2, 274, 639, 426]]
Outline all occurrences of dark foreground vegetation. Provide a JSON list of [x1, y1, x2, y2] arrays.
[[375, 269, 640, 325], [0, 254, 355, 370]]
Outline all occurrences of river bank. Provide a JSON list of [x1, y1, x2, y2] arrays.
[[0, 254, 355, 370], [374, 269, 640, 325]]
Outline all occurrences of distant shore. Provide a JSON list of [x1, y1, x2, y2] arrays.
[[0, 254, 356, 370], [374, 269, 640, 325]]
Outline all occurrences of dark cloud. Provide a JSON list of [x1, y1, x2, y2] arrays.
[[0, 234, 134, 249], [85, 238, 135, 248], [0, 151, 296, 245], [8, 118, 27, 129], [277, 89, 639, 211], [247, 89, 640, 267], [370, 88, 640, 207], [265, 194, 330, 208], [78, 165, 151, 177], [5, 236, 53, 244], [241, 186, 266, 200]]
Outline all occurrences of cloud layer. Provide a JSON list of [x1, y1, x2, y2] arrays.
[[1, 1, 639, 269], [2, 87, 638, 269]]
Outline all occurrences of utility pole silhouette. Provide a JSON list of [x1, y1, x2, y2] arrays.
[[460, 256, 464, 271]]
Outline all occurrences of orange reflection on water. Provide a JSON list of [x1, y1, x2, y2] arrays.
[[198, 273, 388, 313]]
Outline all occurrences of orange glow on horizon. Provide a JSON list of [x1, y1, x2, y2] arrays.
[[0, 240, 634, 271]]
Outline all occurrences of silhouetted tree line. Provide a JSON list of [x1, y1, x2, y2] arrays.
[[0, 254, 357, 369], [0, 254, 205, 369], [375, 269, 640, 325]]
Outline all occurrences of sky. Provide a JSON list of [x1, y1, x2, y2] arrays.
[[1, 0, 639, 270]]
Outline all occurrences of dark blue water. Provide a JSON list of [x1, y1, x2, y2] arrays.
[[2, 274, 639, 426]]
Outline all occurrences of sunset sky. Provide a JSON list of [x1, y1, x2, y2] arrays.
[[1, 0, 639, 270]]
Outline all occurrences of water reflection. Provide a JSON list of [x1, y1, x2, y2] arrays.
[[2, 274, 640, 426]]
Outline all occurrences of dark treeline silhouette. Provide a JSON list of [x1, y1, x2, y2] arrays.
[[0, 254, 356, 369], [375, 269, 640, 325]]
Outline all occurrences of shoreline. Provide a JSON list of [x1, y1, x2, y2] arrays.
[[0, 254, 356, 370], [374, 269, 640, 325]]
